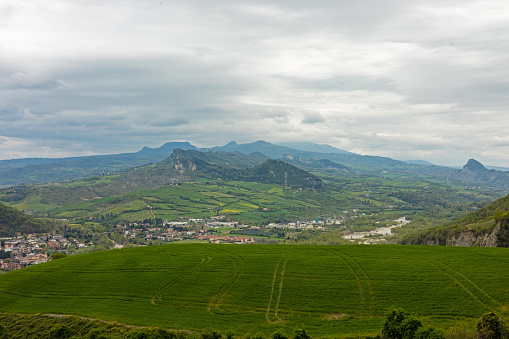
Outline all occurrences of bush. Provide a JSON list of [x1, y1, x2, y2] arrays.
[[381, 309, 422, 339], [0, 324, 8, 339], [272, 330, 288, 339], [294, 329, 310, 339], [476, 313, 504, 339], [49, 324, 74, 339]]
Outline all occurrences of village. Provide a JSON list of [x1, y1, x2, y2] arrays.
[[0, 214, 350, 272]]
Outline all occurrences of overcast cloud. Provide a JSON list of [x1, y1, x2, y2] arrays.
[[1, 0, 509, 166]]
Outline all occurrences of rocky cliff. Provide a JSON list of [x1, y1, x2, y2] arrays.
[[444, 223, 500, 247]]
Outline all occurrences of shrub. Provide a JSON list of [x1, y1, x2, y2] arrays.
[[272, 330, 288, 339], [202, 331, 222, 339], [49, 324, 74, 339], [294, 329, 310, 339], [476, 312, 504, 339], [381, 309, 422, 339]]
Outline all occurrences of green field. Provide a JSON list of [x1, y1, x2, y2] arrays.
[[0, 244, 508, 337]]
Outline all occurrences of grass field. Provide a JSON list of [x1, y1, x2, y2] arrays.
[[0, 244, 508, 337]]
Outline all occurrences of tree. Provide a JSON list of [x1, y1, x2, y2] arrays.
[[476, 312, 504, 339], [50, 252, 68, 260], [382, 309, 422, 339]]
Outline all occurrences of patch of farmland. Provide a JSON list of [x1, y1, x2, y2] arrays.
[[0, 245, 507, 337]]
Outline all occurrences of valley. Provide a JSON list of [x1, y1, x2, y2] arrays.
[[1, 141, 509, 338]]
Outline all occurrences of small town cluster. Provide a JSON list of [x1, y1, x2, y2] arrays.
[[0, 215, 350, 272]]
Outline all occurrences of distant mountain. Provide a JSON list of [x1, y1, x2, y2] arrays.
[[0, 203, 49, 237], [244, 159, 324, 189], [0, 149, 319, 208], [158, 149, 267, 169], [136, 142, 197, 156], [282, 154, 349, 172], [463, 159, 489, 172], [2, 140, 509, 191], [404, 160, 435, 166], [400, 193, 509, 247], [486, 165, 509, 172], [456, 158, 509, 188], [159, 149, 323, 190], [208, 140, 296, 158], [276, 142, 354, 155], [0, 142, 199, 187]]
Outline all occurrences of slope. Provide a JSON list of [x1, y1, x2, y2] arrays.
[[400, 193, 509, 246], [0, 244, 507, 337], [0, 203, 49, 237], [0, 142, 197, 187]]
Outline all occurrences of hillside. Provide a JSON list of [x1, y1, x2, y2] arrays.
[[400, 193, 509, 246], [0, 203, 49, 237], [208, 141, 509, 190], [0, 142, 198, 187], [2, 140, 509, 191], [158, 149, 323, 189], [0, 244, 507, 337]]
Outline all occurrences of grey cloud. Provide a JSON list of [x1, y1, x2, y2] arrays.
[[1, 1, 509, 166], [0, 72, 64, 91], [302, 113, 325, 124]]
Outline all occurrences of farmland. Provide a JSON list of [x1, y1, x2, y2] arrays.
[[0, 244, 507, 338]]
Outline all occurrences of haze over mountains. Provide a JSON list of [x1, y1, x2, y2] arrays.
[[0, 140, 508, 189]]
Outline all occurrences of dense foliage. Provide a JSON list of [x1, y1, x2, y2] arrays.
[[0, 202, 49, 237]]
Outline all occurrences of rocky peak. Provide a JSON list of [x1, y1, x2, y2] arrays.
[[463, 159, 488, 172]]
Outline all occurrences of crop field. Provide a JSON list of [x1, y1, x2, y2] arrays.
[[0, 244, 508, 337]]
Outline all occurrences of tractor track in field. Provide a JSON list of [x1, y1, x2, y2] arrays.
[[431, 258, 502, 307], [328, 249, 374, 315], [207, 247, 246, 314], [151, 256, 212, 305], [414, 255, 500, 313], [266, 255, 289, 323], [335, 249, 375, 314]]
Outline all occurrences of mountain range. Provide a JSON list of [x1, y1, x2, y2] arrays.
[[0, 140, 508, 189]]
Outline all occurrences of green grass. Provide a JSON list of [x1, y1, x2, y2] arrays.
[[0, 244, 507, 338]]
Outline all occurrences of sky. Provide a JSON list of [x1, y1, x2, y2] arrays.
[[1, 0, 509, 167]]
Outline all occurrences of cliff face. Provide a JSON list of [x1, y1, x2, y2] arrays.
[[425, 223, 500, 247]]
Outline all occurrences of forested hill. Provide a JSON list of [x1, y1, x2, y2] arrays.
[[160, 149, 324, 189], [400, 193, 509, 247], [0, 203, 49, 237]]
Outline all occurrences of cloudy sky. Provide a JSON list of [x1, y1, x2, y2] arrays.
[[1, 0, 509, 166]]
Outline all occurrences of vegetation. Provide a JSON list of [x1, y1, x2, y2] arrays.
[[0, 202, 49, 237], [400, 193, 509, 246], [0, 244, 508, 337]]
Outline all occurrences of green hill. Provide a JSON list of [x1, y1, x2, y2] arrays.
[[400, 193, 509, 246], [160, 149, 323, 189], [0, 202, 49, 237], [0, 244, 507, 337]]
